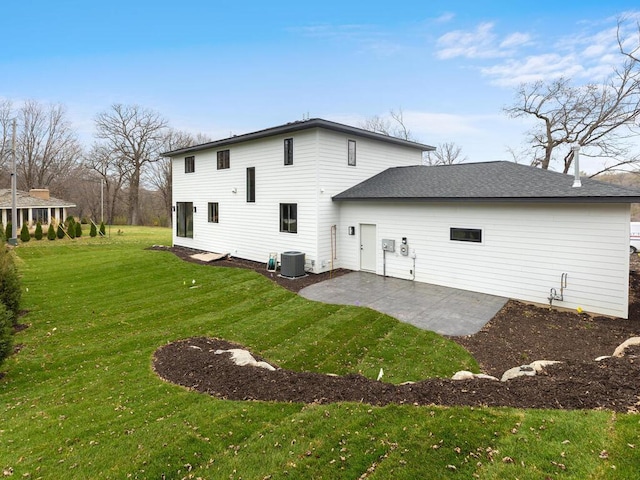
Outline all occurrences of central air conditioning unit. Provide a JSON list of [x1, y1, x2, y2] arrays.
[[281, 251, 305, 278]]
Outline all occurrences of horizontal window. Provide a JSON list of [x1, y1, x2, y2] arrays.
[[217, 150, 230, 169], [185, 155, 195, 173], [450, 227, 482, 243]]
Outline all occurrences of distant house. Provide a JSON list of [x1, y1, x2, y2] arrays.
[[166, 118, 640, 318], [0, 188, 75, 228]]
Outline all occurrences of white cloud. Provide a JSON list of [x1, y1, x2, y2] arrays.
[[434, 12, 455, 24], [436, 22, 532, 60], [500, 32, 532, 49], [481, 53, 584, 86]]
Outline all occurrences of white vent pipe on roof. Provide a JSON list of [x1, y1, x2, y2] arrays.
[[572, 145, 582, 188]]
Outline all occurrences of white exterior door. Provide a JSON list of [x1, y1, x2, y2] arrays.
[[360, 224, 377, 272]]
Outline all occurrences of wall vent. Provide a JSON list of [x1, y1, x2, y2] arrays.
[[281, 251, 306, 278]]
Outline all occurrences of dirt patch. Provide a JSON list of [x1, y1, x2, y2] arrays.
[[152, 247, 640, 411], [153, 245, 350, 293]]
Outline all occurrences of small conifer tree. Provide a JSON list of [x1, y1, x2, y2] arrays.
[[19, 223, 30, 242], [34, 222, 43, 240], [0, 223, 4, 242], [57, 224, 65, 239], [99, 221, 106, 236], [47, 223, 56, 240], [67, 222, 76, 239], [75, 222, 82, 238], [5, 222, 11, 241], [90, 222, 97, 237]]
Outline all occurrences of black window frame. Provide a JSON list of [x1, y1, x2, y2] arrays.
[[207, 202, 219, 223], [176, 202, 194, 238], [217, 150, 230, 170], [184, 155, 195, 173], [246, 167, 255, 203], [279, 203, 297, 234], [347, 139, 356, 166], [450, 227, 482, 243], [284, 138, 293, 165]]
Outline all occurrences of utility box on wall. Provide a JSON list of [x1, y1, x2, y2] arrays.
[[381, 239, 395, 252]]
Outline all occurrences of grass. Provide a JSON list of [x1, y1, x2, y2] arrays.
[[1, 226, 638, 479]]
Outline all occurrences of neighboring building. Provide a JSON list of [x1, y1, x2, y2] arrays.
[[0, 188, 75, 228], [166, 118, 640, 318]]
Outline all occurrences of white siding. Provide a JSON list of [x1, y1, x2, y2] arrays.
[[314, 130, 423, 273], [171, 127, 424, 273], [337, 201, 631, 318]]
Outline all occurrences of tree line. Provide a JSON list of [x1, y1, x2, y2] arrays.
[[0, 102, 210, 226]]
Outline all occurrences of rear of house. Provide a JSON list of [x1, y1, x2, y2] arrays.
[[168, 119, 430, 273]]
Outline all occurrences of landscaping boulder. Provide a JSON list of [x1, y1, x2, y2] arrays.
[[501, 365, 536, 382], [451, 370, 498, 381], [214, 348, 276, 371], [612, 337, 640, 357]]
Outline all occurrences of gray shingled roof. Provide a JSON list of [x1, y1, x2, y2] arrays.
[[0, 189, 76, 208], [163, 118, 435, 156], [333, 161, 640, 203]]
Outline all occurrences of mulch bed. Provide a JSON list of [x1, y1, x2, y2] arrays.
[[152, 246, 640, 411]]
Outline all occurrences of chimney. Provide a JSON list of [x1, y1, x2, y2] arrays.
[[571, 145, 581, 188], [29, 188, 50, 200]]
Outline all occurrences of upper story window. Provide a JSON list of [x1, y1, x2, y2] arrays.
[[450, 227, 482, 243], [347, 139, 356, 166], [284, 138, 293, 165], [246, 167, 255, 203], [185, 155, 195, 173], [217, 150, 230, 169]]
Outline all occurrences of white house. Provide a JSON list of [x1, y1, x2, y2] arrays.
[[0, 188, 75, 229], [167, 118, 640, 318]]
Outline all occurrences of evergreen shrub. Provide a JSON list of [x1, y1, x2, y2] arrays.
[[34, 222, 43, 240], [19, 224, 30, 242], [47, 223, 56, 240], [0, 302, 13, 370], [0, 244, 21, 323]]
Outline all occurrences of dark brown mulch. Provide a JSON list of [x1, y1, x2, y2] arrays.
[[153, 245, 350, 292], [151, 246, 640, 411], [153, 338, 640, 412]]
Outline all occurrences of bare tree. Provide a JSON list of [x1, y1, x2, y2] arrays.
[[505, 53, 640, 173], [17, 100, 82, 189], [84, 142, 130, 224], [425, 142, 467, 166], [94, 104, 168, 225], [0, 100, 13, 188], [146, 129, 210, 226], [360, 108, 416, 141]]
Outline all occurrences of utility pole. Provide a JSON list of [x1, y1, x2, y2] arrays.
[[9, 118, 17, 246]]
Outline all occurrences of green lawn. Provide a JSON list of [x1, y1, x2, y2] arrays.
[[1, 226, 638, 479]]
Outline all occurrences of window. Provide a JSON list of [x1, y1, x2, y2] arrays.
[[208, 202, 219, 223], [33, 208, 48, 224], [348, 139, 356, 166], [176, 202, 193, 238], [450, 227, 482, 243], [184, 155, 195, 173], [217, 150, 230, 169], [284, 138, 293, 165], [280, 203, 297, 233], [246, 167, 255, 203]]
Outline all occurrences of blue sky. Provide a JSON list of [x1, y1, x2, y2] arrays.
[[2, 0, 639, 172]]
